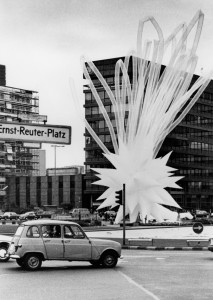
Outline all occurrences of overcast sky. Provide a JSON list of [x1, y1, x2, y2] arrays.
[[0, 0, 212, 169]]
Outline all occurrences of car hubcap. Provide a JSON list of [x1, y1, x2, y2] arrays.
[[28, 257, 39, 268], [105, 255, 113, 265]]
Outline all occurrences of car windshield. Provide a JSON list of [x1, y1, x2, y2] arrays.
[[14, 226, 24, 236]]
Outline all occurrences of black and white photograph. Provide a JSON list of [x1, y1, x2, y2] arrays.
[[1, 1, 213, 299]]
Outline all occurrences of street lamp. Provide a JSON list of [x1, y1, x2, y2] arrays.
[[51, 145, 64, 176]]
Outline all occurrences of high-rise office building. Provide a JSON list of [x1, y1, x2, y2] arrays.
[[84, 57, 213, 212]]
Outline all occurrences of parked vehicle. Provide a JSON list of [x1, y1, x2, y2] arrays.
[[105, 210, 116, 217], [208, 238, 213, 252], [36, 210, 53, 219], [8, 219, 122, 271], [0, 235, 12, 262], [69, 208, 91, 221], [2, 212, 19, 220], [195, 210, 208, 217], [19, 211, 37, 221]]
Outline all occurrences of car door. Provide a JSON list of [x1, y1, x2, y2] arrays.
[[63, 224, 92, 260], [41, 225, 63, 259]]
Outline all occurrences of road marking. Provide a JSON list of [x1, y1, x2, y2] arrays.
[[124, 255, 154, 258], [156, 257, 166, 260], [118, 270, 160, 300], [119, 260, 128, 263]]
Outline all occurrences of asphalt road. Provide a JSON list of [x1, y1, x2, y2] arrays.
[[1, 250, 213, 300]]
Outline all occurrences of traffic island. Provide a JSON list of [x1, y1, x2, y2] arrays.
[[122, 238, 209, 250]]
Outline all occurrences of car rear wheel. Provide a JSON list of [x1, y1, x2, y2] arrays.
[[23, 254, 42, 271], [0, 246, 10, 262], [101, 252, 118, 268]]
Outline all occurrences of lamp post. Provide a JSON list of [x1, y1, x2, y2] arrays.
[[1, 185, 8, 211], [51, 145, 64, 176]]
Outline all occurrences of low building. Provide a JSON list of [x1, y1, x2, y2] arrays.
[[5, 174, 83, 212]]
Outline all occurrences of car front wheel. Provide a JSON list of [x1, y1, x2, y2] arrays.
[[0, 246, 10, 262], [101, 252, 118, 268], [23, 254, 42, 271]]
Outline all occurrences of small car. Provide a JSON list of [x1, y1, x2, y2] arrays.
[[19, 211, 37, 221], [8, 219, 122, 271], [69, 208, 91, 220], [0, 235, 12, 262], [2, 212, 19, 220]]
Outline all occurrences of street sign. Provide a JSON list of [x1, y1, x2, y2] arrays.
[[0, 122, 71, 144], [192, 222, 203, 234]]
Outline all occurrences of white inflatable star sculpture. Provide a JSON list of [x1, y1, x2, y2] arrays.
[[81, 11, 212, 223]]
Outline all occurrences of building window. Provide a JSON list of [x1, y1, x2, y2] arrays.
[[85, 107, 92, 116], [16, 177, 20, 206], [36, 177, 41, 207], [85, 93, 92, 101], [70, 177, 75, 188], [26, 177, 30, 206], [59, 176, 63, 205], [47, 177, 52, 205], [99, 120, 105, 129], [98, 91, 104, 99], [48, 177, 52, 188], [92, 106, 99, 115], [105, 105, 111, 113], [59, 176, 63, 189]]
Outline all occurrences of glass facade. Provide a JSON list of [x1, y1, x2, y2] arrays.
[[84, 57, 213, 212]]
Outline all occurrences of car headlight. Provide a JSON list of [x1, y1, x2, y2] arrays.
[[8, 244, 15, 255]]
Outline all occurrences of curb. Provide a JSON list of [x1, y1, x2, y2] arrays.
[[122, 246, 208, 250]]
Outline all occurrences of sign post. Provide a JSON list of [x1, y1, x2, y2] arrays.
[[115, 184, 126, 246], [123, 184, 126, 246]]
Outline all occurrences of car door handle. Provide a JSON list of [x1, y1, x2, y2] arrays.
[[64, 240, 71, 243], [44, 240, 51, 243]]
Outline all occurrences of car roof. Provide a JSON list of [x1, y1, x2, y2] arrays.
[[22, 219, 78, 226]]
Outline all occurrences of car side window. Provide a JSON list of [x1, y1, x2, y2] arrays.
[[26, 226, 40, 238], [42, 225, 61, 238], [64, 225, 74, 238], [70, 225, 85, 239]]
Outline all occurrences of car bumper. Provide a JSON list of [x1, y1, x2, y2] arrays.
[[9, 255, 20, 259]]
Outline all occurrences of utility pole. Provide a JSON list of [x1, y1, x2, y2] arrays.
[[115, 184, 126, 246]]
